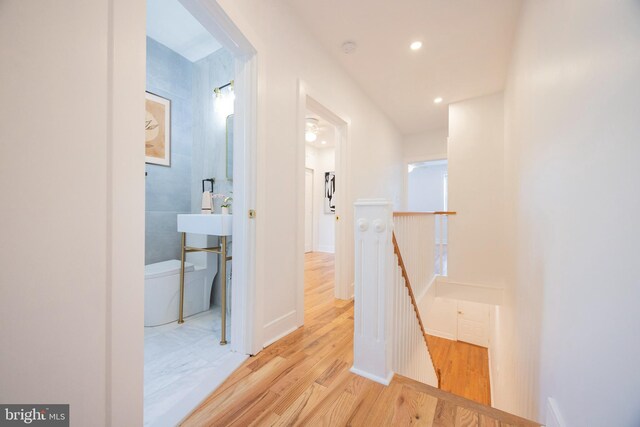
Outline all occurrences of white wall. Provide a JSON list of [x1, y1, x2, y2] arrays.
[[0, 0, 145, 425], [403, 128, 448, 163], [447, 93, 506, 288], [217, 0, 404, 345], [493, 1, 640, 425], [407, 162, 447, 212], [305, 146, 336, 253], [423, 296, 458, 341]]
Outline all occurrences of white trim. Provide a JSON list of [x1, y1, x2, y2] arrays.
[[315, 245, 335, 253], [108, 0, 146, 423], [349, 367, 394, 386], [436, 277, 504, 306], [546, 398, 567, 427], [304, 167, 314, 253], [263, 310, 298, 347], [425, 328, 456, 341], [179, 0, 260, 355], [488, 347, 494, 406]]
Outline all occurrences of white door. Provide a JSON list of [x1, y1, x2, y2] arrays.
[[457, 301, 490, 347], [304, 168, 314, 253]]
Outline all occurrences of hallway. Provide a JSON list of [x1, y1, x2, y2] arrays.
[[182, 253, 538, 426]]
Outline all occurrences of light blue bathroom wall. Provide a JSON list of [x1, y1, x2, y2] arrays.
[[145, 37, 194, 264], [191, 48, 234, 307], [192, 48, 235, 213]]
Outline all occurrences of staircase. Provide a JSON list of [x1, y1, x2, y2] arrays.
[[352, 199, 541, 426], [182, 247, 541, 426], [391, 230, 441, 387]]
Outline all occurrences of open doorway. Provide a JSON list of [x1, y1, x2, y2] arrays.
[[143, 0, 257, 425], [296, 92, 350, 326], [407, 159, 448, 274], [304, 114, 337, 255]]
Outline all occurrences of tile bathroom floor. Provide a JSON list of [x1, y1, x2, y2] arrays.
[[144, 307, 247, 427]]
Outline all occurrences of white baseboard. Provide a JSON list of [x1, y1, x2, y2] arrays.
[[315, 245, 335, 253], [349, 366, 394, 386], [263, 310, 297, 347], [425, 328, 456, 341], [546, 398, 567, 427]]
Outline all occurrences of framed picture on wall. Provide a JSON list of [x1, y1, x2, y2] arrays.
[[145, 91, 171, 166], [324, 171, 336, 214]]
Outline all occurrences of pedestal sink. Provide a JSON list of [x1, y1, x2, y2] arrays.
[[177, 214, 232, 236], [176, 213, 232, 344]]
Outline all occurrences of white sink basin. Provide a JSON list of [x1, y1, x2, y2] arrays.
[[177, 214, 233, 236]]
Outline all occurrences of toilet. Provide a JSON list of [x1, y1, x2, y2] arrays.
[[144, 259, 210, 327]]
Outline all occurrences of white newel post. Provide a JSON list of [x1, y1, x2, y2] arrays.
[[351, 199, 395, 385]]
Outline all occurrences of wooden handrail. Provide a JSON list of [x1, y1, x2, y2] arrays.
[[392, 231, 442, 388], [393, 211, 457, 216]]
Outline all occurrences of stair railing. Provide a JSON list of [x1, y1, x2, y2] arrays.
[[351, 200, 453, 388], [392, 211, 456, 388]]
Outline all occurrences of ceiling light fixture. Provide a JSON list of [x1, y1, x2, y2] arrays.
[[341, 41, 357, 54], [321, 140, 327, 145], [434, 97, 443, 104], [410, 41, 423, 51], [305, 118, 320, 142]]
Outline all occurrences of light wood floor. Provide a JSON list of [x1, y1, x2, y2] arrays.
[[182, 252, 539, 426], [426, 335, 491, 405]]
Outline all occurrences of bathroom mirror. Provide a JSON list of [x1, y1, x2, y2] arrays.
[[226, 114, 234, 181]]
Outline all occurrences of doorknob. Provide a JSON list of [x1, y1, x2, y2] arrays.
[[336, 216, 340, 221], [458, 311, 463, 315]]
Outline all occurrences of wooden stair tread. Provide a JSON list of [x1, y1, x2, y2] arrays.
[[393, 374, 541, 426]]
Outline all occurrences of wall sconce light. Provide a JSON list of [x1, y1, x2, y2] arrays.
[[214, 80, 235, 116]]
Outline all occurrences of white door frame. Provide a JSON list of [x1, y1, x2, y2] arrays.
[[107, 0, 259, 422], [304, 167, 314, 253], [177, 0, 260, 354], [296, 83, 351, 326]]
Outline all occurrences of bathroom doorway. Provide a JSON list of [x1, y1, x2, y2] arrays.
[[143, 0, 257, 425], [297, 90, 351, 326]]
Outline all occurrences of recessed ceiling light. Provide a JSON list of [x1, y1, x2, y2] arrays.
[[434, 97, 443, 104], [410, 41, 423, 51], [321, 140, 327, 145]]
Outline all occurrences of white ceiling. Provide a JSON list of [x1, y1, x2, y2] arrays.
[[286, 0, 522, 135], [147, 0, 222, 62]]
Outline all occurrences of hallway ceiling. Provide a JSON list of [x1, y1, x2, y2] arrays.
[[286, 0, 522, 135]]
